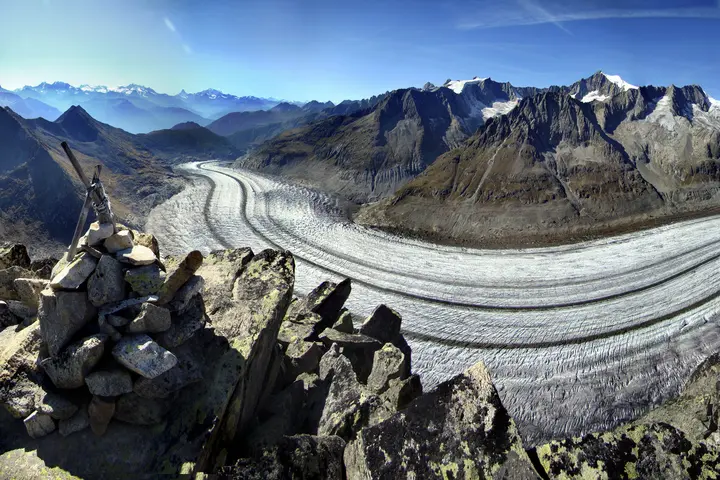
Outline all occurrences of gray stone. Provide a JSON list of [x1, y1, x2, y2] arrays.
[[87, 255, 126, 307], [112, 334, 178, 378], [30, 257, 57, 280], [154, 294, 206, 349], [332, 309, 354, 333], [318, 329, 381, 350], [126, 303, 172, 333], [278, 320, 315, 346], [0, 266, 33, 300], [23, 411, 56, 439], [98, 320, 122, 342], [194, 247, 253, 314], [107, 314, 131, 327], [85, 369, 133, 397], [88, 395, 115, 436], [134, 352, 202, 399], [286, 279, 352, 336], [0, 300, 20, 328], [366, 343, 406, 394], [59, 406, 90, 437], [358, 304, 401, 344], [12, 278, 47, 309], [125, 264, 165, 296], [38, 288, 97, 356], [87, 222, 114, 246], [0, 323, 44, 418], [0, 244, 30, 270], [116, 245, 157, 266], [49, 252, 98, 290], [35, 391, 78, 420], [380, 374, 422, 412], [6, 300, 35, 321], [104, 230, 134, 253], [282, 340, 324, 386], [168, 275, 204, 313], [80, 244, 103, 259], [155, 250, 203, 305], [344, 362, 538, 479], [41, 334, 108, 389], [131, 230, 160, 257], [114, 392, 169, 425]]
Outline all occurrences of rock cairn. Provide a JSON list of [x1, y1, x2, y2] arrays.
[[17, 221, 204, 438]]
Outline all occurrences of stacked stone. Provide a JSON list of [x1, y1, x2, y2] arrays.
[[24, 222, 205, 438], [0, 244, 55, 329]]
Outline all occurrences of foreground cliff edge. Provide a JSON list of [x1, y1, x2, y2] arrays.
[[0, 234, 719, 479]]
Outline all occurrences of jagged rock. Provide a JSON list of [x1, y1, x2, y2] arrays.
[[156, 250, 203, 305], [88, 395, 115, 436], [87, 255, 126, 307], [112, 334, 177, 378], [358, 305, 411, 378], [366, 343, 406, 394], [344, 362, 538, 480], [537, 422, 720, 478], [114, 392, 169, 425], [107, 314, 131, 327], [168, 275, 204, 313], [317, 345, 380, 440], [126, 303, 172, 334], [38, 288, 97, 356], [318, 329, 381, 350], [49, 252, 98, 290], [12, 278, 46, 308], [0, 323, 44, 418], [133, 349, 203, 399], [6, 300, 35, 321], [23, 411, 56, 439], [278, 320, 315, 346], [131, 230, 160, 257], [59, 405, 90, 436], [41, 334, 108, 389], [104, 230, 134, 253], [0, 300, 20, 328], [381, 374, 422, 412], [196, 247, 253, 313], [116, 245, 157, 266], [154, 294, 206, 349], [0, 266, 33, 300], [35, 391, 78, 420], [220, 435, 346, 480], [81, 244, 103, 259], [0, 244, 30, 270], [30, 258, 57, 279], [124, 264, 165, 296], [285, 279, 352, 334], [50, 255, 71, 280], [87, 222, 115, 246], [85, 369, 134, 397], [282, 340, 324, 386], [332, 309, 354, 333]]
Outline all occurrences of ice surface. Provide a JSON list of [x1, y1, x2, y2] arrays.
[[444, 76, 489, 94], [602, 73, 638, 91], [580, 90, 609, 103]]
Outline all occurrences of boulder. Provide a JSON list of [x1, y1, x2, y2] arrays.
[[287, 279, 351, 333], [38, 288, 97, 356], [114, 392, 169, 425], [282, 340, 324, 386], [131, 230, 160, 257], [168, 275, 204, 313], [154, 294, 206, 349], [87, 255, 126, 307], [116, 245, 157, 266], [366, 343, 407, 394], [112, 334, 177, 378], [49, 252, 98, 290], [6, 300, 36, 322], [35, 391, 78, 420], [155, 250, 203, 305], [0, 323, 44, 418], [0, 244, 30, 270], [126, 303, 172, 334], [23, 411, 56, 439], [12, 278, 47, 308], [344, 362, 538, 480], [133, 349, 203, 399], [30, 258, 57, 279], [380, 374, 422, 412], [41, 334, 108, 389], [98, 320, 122, 342], [0, 300, 20, 328], [104, 230, 134, 253], [195, 247, 253, 313], [536, 423, 720, 478], [59, 405, 90, 437], [124, 264, 166, 296], [88, 395, 115, 436], [85, 369, 134, 397], [332, 309, 354, 333], [219, 435, 346, 480], [277, 320, 316, 346], [358, 305, 411, 378], [87, 222, 115, 246], [0, 266, 33, 300]]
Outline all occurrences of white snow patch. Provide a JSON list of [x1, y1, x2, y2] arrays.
[[481, 100, 519, 120], [580, 90, 609, 103], [444, 76, 489, 94], [602, 73, 638, 91]]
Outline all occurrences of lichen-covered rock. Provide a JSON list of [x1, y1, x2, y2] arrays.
[[282, 340, 324, 387], [319, 329, 381, 382], [58, 405, 90, 437], [156, 250, 203, 305], [536, 422, 720, 479], [85, 369, 134, 397], [38, 288, 97, 356], [285, 279, 351, 335], [168, 275, 204, 313], [278, 320, 316, 346], [87, 222, 114, 246], [380, 374, 422, 412], [12, 278, 46, 309], [155, 294, 207, 349], [332, 309, 354, 333], [131, 230, 160, 257], [366, 343, 406, 394], [195, 247, 253, 314], [116, 245, 157, 266], [0, 322, 44, 418], [133, 347, 203, 399], [114, 392, 169, 425], [0, 266, 33, 300], [220, 435, 346, 480], [358, 305, 412, 378], [41, 334, 108, 389], [49, 252, 97, 290], [124, 264, 166, 296], [112, 334, 177, 378], [23, 411, 56, 439], [30, 257, 57, 280], [126, 303, 172, 333], [104, 230, 134, 253], [87, 255, 126, 307], [344, 362, 538, 480], [0, 244, 30, 270], [88, 395, 115, 436], [35, 391, 78, 420]]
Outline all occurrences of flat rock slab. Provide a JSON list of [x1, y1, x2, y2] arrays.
[[87, 222, 115, 246], [49, 252, 98, 290], [41, 334, 108, 389], [24, 411, 56, 439], [156, 250, 203, 305], [133, 352, 202, 399], [278, 321, 316, 346], [318, 329, 381, 350], [116, 245, 157, 266], [104, 230, 134, 254], [35, 391, 78, 420], [126, 303, 172, 333], [125, 264, 165, 296], [85, 369, 133, 397], [88, 255, 126, 307], [38, 288, 97, 356], [112, 334, 178, 378], [168, 275, 204, 313]]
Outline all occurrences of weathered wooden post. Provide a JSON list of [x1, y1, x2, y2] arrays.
[[61, 141, 117, 260]]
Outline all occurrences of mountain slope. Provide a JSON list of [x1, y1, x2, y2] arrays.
[[0, 92, 60, 120], [356, 85, 720, 245], [138, 124, 240, 161]]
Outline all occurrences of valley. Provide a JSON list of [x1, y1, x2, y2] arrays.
[[147, 161, 720, 445]]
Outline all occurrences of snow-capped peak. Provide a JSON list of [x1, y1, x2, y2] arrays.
[[601, 73, 638, 91], [79, 84, 109, 93], [107, 84, 157, 96], [443, 76, 489, 94]]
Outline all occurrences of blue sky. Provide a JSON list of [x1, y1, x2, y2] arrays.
[[2, 0, 720, 102]]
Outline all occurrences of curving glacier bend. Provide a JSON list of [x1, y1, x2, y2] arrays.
[[146, 161, 720, 445]]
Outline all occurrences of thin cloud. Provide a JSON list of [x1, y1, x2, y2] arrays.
[[458, 1, 720, 29], [163, 17, 176, 32]]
